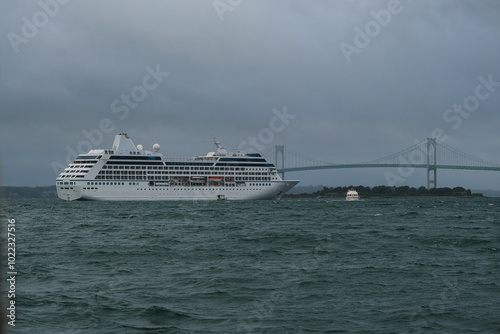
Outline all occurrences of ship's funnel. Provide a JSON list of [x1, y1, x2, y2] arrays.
[[112, 133, 137, 153]]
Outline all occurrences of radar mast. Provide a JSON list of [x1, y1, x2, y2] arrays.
[[212, 135, 228, 155]]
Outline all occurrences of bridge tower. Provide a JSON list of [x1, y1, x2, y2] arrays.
[[427, 138, 437, 189], [275, 145, 285, 179]]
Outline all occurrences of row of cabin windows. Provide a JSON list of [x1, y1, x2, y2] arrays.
[[94, 175, 272, 181], [84, 182, 157, 186], [98, 170, 270, 176], [68, 165, 94, 169], [59, 180, 275, 187], [63, 169, 89, 174], [140, 184, 272, 191], [102, 165, 268, 171]]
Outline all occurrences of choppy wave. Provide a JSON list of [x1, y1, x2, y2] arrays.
[[3, 197, 500, 333]]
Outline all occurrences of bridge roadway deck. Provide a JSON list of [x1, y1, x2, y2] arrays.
[[279, 164, 500, 173]]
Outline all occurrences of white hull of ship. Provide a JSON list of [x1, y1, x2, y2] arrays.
[[57, 180, 299, 201]]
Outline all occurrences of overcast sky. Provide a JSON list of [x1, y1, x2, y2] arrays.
[[1, 0, 499, 189]]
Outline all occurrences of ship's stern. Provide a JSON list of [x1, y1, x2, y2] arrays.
[[56, 180, 83, 201]]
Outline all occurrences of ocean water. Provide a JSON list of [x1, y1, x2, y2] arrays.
[[1, 197, 499, 333]]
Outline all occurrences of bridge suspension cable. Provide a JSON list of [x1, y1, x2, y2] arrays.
[[265, 138, 500, 188]]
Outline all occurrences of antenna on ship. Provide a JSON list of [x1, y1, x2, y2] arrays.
[[212, 135, 228, 154]]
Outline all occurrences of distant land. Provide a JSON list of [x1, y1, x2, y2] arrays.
[[0, 186, 57, 199], [285, 185, 491, 198], [0, 185, 498, 199], [288, 185, 500, 198]]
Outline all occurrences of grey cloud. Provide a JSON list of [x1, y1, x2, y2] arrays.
[[1, 0, 499, 188]]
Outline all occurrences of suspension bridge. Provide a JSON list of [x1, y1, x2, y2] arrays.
[[263, 138, 500, 188]]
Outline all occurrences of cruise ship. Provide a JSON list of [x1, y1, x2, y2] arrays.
[[56, 133, 299, 201]]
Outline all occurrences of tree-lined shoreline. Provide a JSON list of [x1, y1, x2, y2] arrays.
[[284, 186, 483, 198], [0, 186, 58, 199]]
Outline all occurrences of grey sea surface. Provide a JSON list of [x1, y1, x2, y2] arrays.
[[2, 197, 499, 333]]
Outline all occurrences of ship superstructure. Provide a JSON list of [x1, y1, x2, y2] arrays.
[[56, 133, 299, 201]]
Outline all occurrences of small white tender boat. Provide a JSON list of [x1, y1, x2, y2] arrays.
[[346, 189, 360, 201]]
